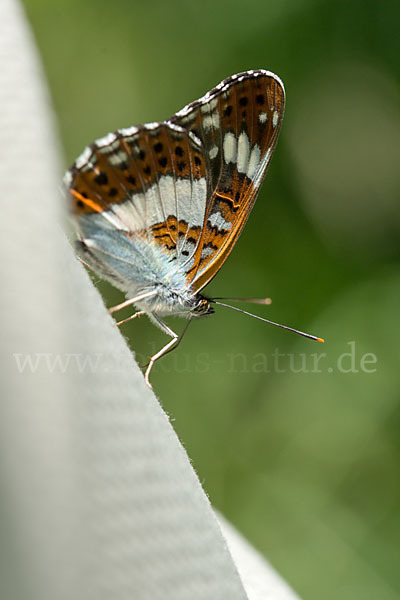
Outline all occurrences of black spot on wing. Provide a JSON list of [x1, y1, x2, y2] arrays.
[[94, 172, 108, 186]]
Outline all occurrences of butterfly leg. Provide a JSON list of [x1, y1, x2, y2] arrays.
[[109, 290, 156, 315], [144, 315, 191, 388], [116, 311, 145, 327]]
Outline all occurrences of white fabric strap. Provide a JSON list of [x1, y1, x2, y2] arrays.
[[0, 1, 300, 598]]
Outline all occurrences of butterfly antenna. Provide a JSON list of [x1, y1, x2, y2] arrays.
[[212, 296, 272, 305], [211, 300, 324, 343]]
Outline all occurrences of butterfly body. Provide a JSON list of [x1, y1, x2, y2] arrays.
[[65, 69, 285, 382], [75, 216, 213, 319]]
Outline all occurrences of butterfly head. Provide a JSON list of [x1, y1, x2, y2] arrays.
[[192, 296, 214, 317]]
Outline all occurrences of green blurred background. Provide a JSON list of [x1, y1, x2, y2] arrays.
[[23, 0, 400, 597]]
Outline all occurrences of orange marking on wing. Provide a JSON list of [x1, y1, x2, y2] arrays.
[[215, 191, 236, 202], [70, 189, 104, 214], [150, 216, 203, 255], [151, 216, 179, 245]]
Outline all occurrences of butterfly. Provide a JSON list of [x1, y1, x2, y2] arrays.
[[64, 69, 322, 387]]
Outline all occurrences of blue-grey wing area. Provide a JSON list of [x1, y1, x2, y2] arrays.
[[74, 216, 188, 301]]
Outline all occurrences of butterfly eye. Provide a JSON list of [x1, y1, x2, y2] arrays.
[[194, 298, 212, 316]]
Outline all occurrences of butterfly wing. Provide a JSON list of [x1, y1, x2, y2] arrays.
[[65, 69, 284, 300], [168, 69, 285, 292], [65, 122, 210, 293]]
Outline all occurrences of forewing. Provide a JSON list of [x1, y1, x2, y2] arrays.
[[169, 69, 285, 292]]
